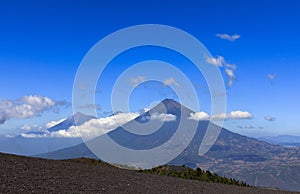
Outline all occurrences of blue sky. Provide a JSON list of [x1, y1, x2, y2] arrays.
[[0, 0, 300, 137]]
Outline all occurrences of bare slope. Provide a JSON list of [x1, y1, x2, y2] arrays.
[[0, 153, 295, 194]]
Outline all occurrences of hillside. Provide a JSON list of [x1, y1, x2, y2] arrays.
[[0, 153, 295, 193], [36, 99, 300, 191]]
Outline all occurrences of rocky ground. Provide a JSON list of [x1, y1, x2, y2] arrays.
[[0, 153, 297, 193]]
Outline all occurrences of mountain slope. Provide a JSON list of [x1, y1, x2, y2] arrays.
[[2, 153, 289, 194], [47, 112, 96, 132], [36, 99, 192, 158], [36, 99, 300, 191]]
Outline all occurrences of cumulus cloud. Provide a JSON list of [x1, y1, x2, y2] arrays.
[[150, 113, 176, 122], [216, 33, 240, 41], [21, 111, 177, 139], [206, 56, 225, 67], [225, 63, 237, 70], [189, 110, 252, 121], [0, 95, 67, 124], [163, 77, 180, 87], [129, 76, 146, 87], [16, 117, 67, 135], [210, 113, 227, 120], [189, 112, 210, 121], [206, 56, 237, 87], [225, 69, 235, 87], [227, 111, 252, 119], [21, 133, 44, 138], [20, 124, 44, 131], [265, 116, 276, 121], [22, 112, 140, 139]]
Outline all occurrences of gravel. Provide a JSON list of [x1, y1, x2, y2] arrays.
[[0, 153, 297, 194]]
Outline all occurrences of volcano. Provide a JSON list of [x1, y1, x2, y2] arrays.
[[36, 99, 300, 191]]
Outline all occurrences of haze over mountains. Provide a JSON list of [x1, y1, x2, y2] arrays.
[[33, 99, 300, 192], [0, 98, 299, 191], [0, 112, 95, 155], [258, 135, 300, 147]]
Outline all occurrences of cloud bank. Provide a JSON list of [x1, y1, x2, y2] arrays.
[[21, 112, 176, 139], [0, 95, 67, 124], [22, 112, 139, 139], [188, 112, 210, 121], [189, 110, 252, 121], [150, 112, 176, 122]]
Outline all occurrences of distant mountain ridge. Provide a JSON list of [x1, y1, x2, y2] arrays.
[[47, 112, 96, 132], [0, 112, 95, 156], [35, 99, 300, 191], [258, 135, 300, 147]]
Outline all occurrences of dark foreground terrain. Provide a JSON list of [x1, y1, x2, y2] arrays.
[[0, 153, 296, 193]]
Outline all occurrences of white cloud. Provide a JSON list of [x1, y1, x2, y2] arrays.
[[225, 63, 237, 70], [21, 133, 47, 138], [129, 76, 146, 87], [225, 68, 235, 87], [227, 110, 252, 119], [21, 111, 177, 139], [22, 95, 55, 107], [46, 118, 66, 128], [206, 56, 237, 87], [20, 124, 44, 131], [150, 113, 176, 122], [267, 73, 277, 80], [206, 56, 225, 67], [163, 77, 180, 87], [210, 113, 227, 120], [142, 108, 150, 113], [265, 116, 276, 121], [22, 112, 140, 139], [216, 33, 240, 41], [4, 134, 14, 138], [190, 110, 253, 121], [15, 118, 66, 135], [189, 112, 210, 121], [0, 95, 67, 124]]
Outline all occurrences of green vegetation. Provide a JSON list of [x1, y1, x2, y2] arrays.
[[65, 158, 248, 187], [63, 157, 114, 168], [140, 165, 249, 187]]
